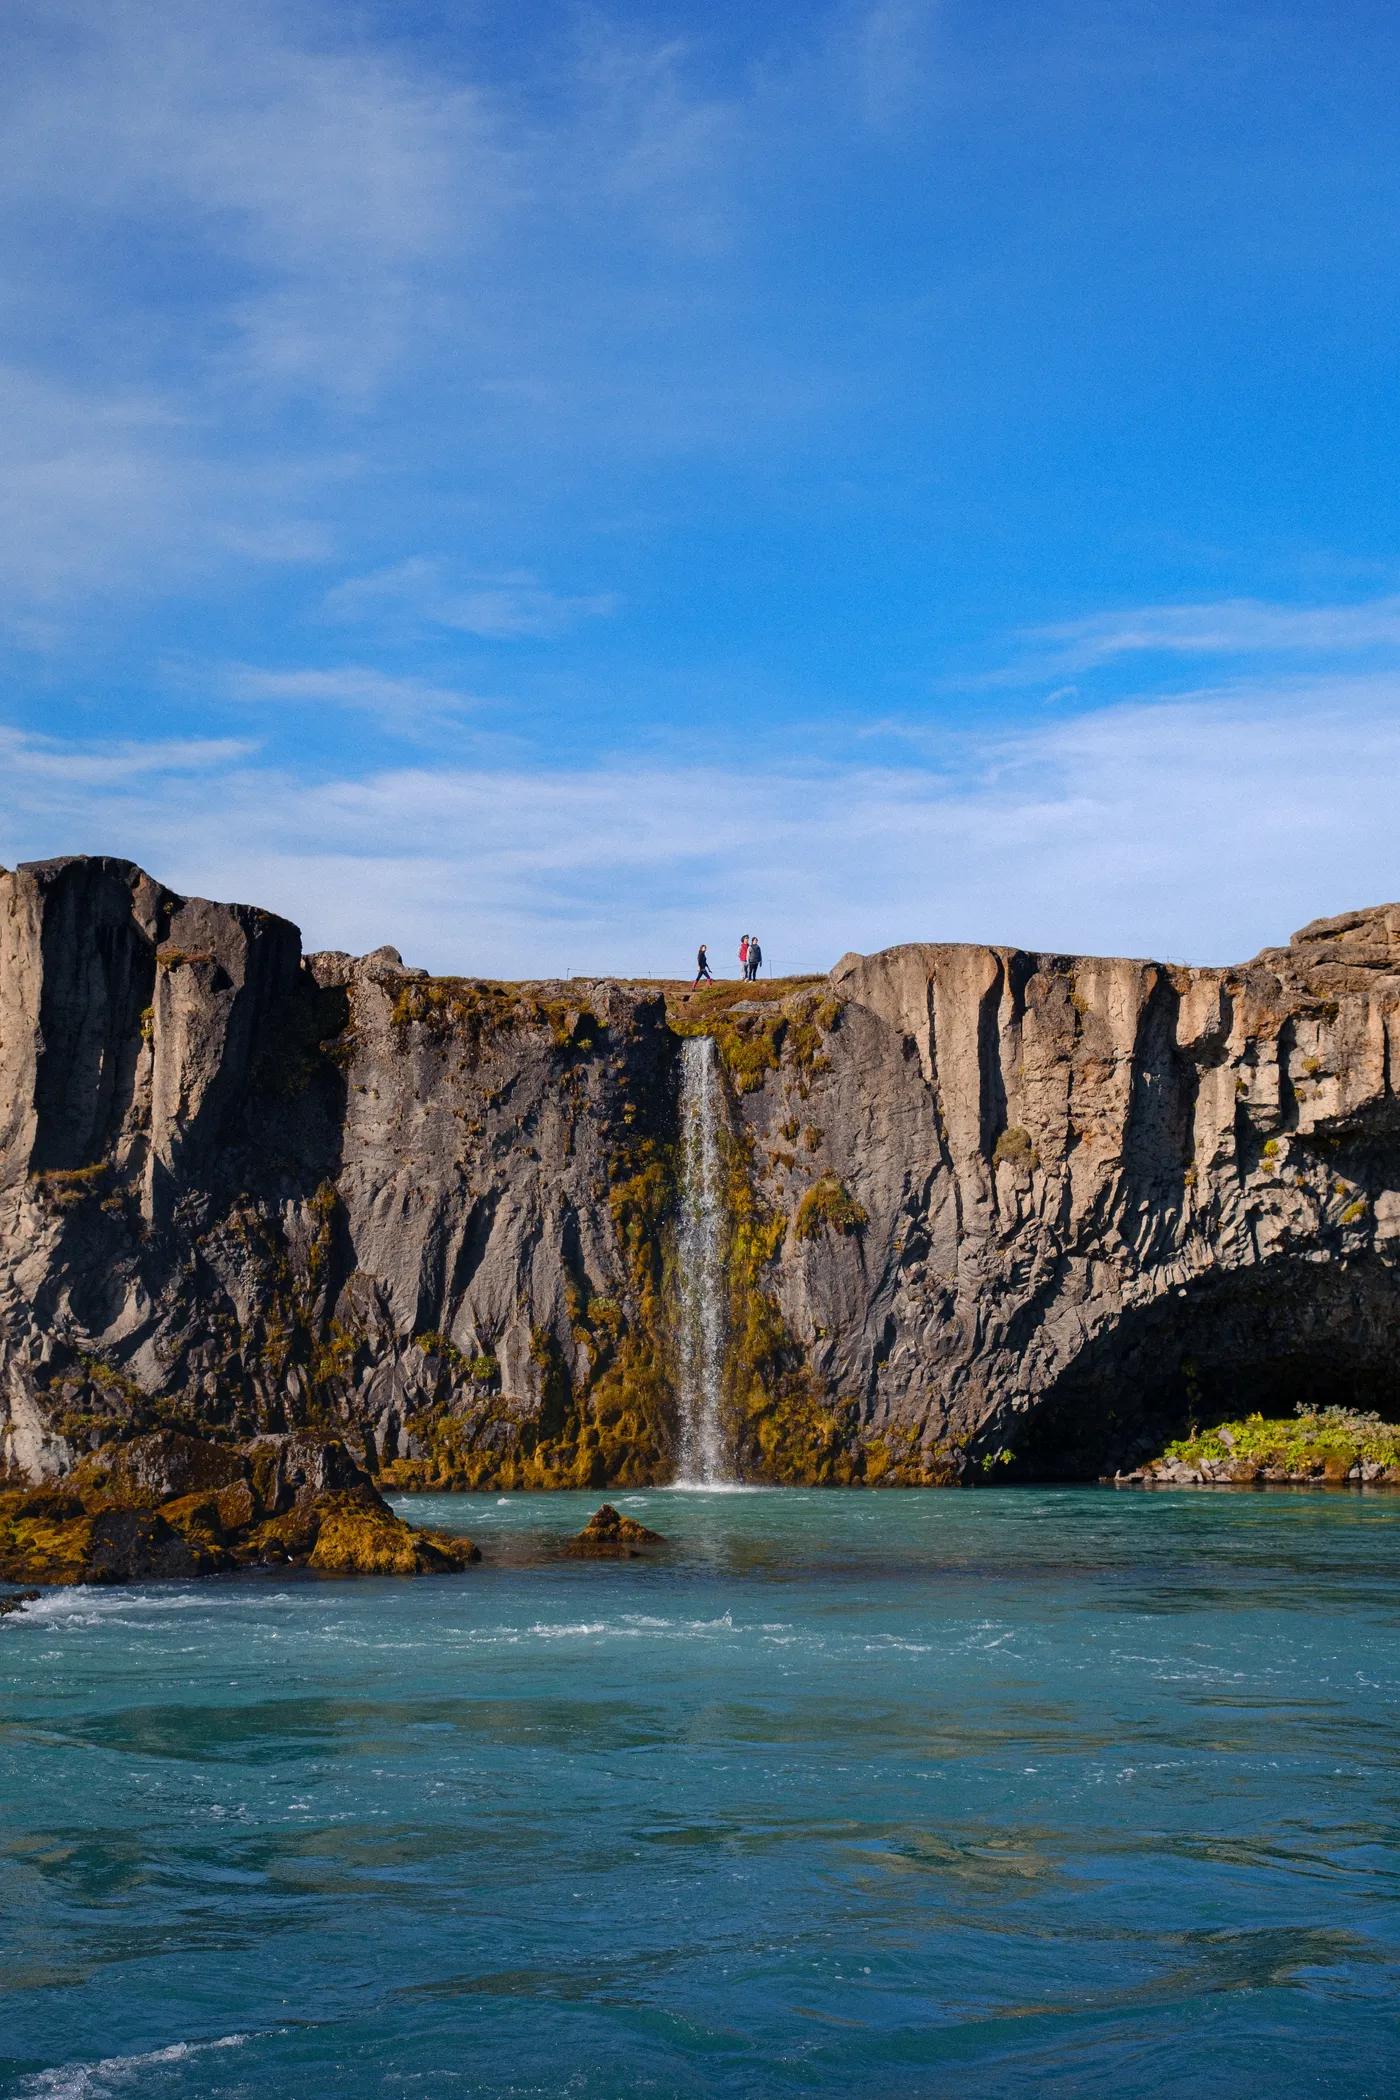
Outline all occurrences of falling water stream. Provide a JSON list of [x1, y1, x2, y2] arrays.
[[676, 1033, 727, 1484]]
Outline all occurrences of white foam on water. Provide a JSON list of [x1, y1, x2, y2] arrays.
[[656, 1480, 770, 1494], [18, 2033, 250, 2098], [12, 1586, 235, 1630]]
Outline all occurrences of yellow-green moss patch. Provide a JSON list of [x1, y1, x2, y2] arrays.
[[794, 1176, 868, 1241]]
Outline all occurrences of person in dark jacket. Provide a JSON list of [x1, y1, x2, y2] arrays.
[[694, 943, 713, 986], [747, 935, 762, 980]]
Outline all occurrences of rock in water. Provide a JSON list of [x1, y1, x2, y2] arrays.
[[567, 1504, 665, 1558], [0, 1432, 478, 1585], [577, 1504, 664, 1543], [5, 854, 1400, 1496]]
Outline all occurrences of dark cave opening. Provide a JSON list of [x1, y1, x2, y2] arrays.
[[1006, 1256, 1400, 1480]]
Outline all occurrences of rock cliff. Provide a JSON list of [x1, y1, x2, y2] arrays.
[[3, 854, 1399, 1491]]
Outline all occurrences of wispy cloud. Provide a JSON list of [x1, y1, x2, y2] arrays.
[[5, 675, 1398, 975], [0, 1, 749, 628], [323, 560, 620, 639], [0, 727, 256, 790], [225, 663, 481, 735], [1004, 593, 1400, 680]]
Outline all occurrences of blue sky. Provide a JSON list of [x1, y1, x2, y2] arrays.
[[4, 0, 1400, 975]]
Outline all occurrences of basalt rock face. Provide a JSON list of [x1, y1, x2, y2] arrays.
[[2, 854, 1400, 1492]]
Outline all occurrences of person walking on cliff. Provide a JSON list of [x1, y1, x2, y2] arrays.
[[693, 943, 713, 987], [747, 934, 762, 981], [738, 935, 749, 978]]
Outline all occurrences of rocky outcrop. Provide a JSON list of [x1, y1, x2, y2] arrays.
[[2, 853, 1400, 1494], [0, 1427, 479, 1583], [567, 1503, 665, 1555]]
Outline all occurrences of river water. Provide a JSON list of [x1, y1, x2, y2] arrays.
[[3, 1486, 1398, 2098]]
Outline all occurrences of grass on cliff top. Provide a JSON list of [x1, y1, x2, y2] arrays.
[[1166, 1406, 1400, 1470], [502, 974, 828, 1031], [387, 971, 825, 1043], [644, 976, 826, 1027]]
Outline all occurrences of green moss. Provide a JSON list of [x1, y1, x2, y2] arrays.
[[0, 1494, 97, 1583], [388, 976, 601, 1055], [713, 1013, 786, 1093], [794, 1175, 867, 1241], [308, 1489, 478, 1573], [415, 1330, 467, 1370]]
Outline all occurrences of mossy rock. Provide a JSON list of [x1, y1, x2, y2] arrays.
[[0, 1500, 214, 1585], [2, 1432, 480, 1583], [566, 1502, 665, 1557], [308, 1491, 478, 1573]]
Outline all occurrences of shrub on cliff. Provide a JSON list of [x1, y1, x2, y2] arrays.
[[993, 1126, 1038, 1170], [794, 1175, 867, 1241]]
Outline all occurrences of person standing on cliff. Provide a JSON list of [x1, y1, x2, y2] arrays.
[[738, 935, 749, 977], [748, 935, 762, 981], [694, 943, 713, 987]]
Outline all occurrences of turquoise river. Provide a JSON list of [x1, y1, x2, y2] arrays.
[[2, 1487, 1398, 2097]]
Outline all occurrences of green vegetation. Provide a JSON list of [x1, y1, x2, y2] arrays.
[[1163, 1405, 1400, 1480], [388, 974, 599, 1052], [665, 982, 842, 1096], [414, 1330, 466, 1370], [794, 1175, 868, 1241]]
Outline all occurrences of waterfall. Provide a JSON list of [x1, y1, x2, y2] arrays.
[[676, 1033, 727, 1485]]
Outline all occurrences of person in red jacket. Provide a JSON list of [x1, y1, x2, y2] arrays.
[[738, 935, 749, 976]]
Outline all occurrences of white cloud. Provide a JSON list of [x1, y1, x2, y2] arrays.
[[0, 727, 256, 789], [1014, 594, 1400, 677], [224, 663, 481, 734], [2, 0, 500, 402], [322, 561, 620, 639], [0, 0, 740, 624], [4, 676, 1398, 977]]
